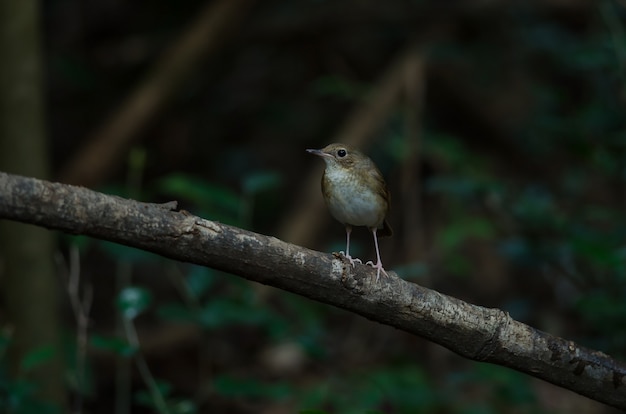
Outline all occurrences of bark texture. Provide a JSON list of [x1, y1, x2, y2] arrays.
[[0, 171, 624, 409]]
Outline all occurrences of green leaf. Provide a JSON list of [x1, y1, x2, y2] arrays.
[[170, 400, 197, 414], [213, 375, 291, 400], [157, 303, 197, 324], [117, 287, 152, 320], [369, 366, 437, 408], [156, 173, 241, 211], [62, 235, 92, 251], [90, 334, 136, 357], [20, 345, 56, 372], [423, 133, 492, 174], [297, 382, 330, 410], [438, 218, 495, 251], [197, 299, 268, 329], [134, 381, 198, 414], [0, 376, 63, 413]]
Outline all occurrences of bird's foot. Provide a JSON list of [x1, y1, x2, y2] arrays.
[[339, 251, 362, 267], [366, 260, 388, 282]]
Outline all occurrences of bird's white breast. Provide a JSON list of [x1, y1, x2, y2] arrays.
[[323, 165, 385, 228]]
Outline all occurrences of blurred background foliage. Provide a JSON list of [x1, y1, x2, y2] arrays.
[[2, 0, 626, 412]]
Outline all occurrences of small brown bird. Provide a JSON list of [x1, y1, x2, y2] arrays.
[[307, 143, 392, 280]]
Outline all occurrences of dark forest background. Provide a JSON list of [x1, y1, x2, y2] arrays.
[[2, 0, 626, 413]]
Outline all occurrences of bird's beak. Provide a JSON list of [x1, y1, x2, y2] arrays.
[[306, 148, 331, 158]]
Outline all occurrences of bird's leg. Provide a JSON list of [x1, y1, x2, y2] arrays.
[[341, 225, 362, 267], [366, 227, 388, 282]]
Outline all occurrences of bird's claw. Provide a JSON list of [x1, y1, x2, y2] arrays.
[[366, 261, 388, 282], [340, 251, 362, 267]]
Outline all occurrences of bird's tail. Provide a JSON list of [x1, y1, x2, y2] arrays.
[[379, 219, 393, 237]]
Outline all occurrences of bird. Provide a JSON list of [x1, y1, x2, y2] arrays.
[[306, 143, 392, 281]]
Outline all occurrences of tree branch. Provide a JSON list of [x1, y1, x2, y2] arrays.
[[0, 171, 624, 409]]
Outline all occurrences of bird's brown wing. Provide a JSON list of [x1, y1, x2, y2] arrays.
[[369, 165, 393, 237]]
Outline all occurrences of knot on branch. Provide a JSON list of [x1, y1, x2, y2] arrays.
[[473, 308, 511, 362]]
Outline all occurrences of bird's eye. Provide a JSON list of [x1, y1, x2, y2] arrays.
[[337, 149, 347, 158]]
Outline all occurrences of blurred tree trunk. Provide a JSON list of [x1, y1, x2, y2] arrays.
[[0, 0, 65, 408]]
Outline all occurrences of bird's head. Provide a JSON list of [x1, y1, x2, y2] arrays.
[[306, 143, 362, 170]]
